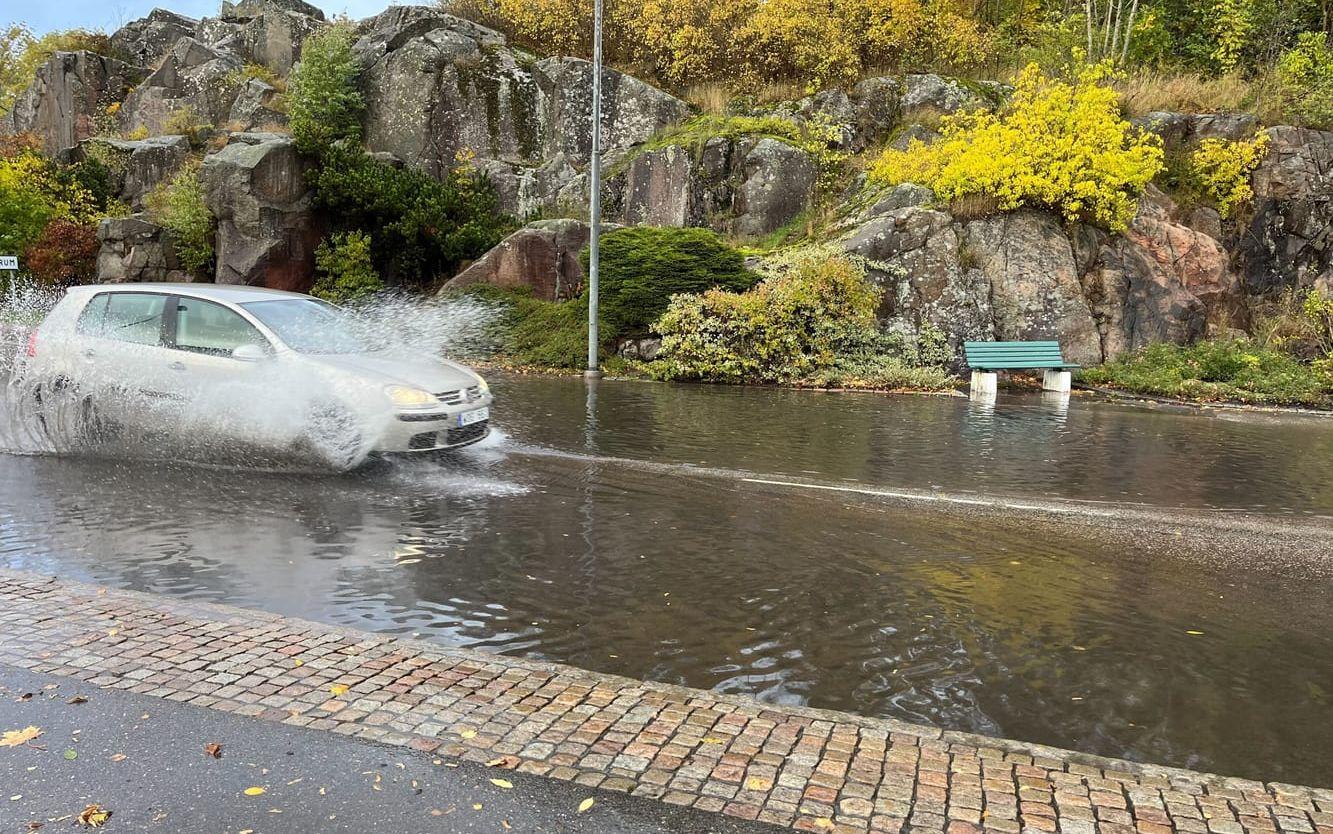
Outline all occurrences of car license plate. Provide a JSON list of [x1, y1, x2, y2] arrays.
[[458, 407, 488, 426]]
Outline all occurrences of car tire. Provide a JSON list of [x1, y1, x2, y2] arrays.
[[23, 378, 110, 451], [301, 401, 366, 473]]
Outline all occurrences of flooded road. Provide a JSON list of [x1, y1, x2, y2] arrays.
[[3, 375, 1332, 785]]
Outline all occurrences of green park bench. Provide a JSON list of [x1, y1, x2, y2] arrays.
[[963, 340, 1079, 396]]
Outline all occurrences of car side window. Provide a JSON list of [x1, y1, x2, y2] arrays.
[[103, 293, 168, 346], [75, 294, 110, 336], [173, 298, 268, 357]]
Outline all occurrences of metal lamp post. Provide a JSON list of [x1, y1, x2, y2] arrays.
[[584, 0, 603, 379]]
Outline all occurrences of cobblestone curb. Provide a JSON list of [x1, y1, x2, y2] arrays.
[[1, 569, 1330, 834]]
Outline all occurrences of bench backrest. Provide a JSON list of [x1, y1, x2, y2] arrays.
[[963, 340, 1072, 370]]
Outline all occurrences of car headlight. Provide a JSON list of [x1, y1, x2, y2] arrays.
[[385, 385, 435, 409], [474, 374, 489, 393]]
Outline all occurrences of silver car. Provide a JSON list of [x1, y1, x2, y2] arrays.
[[14, 284, 493, 469]]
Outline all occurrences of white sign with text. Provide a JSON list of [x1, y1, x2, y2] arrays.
[[0, 256, 17, 270]]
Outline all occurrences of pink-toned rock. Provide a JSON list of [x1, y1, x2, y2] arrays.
[[441, 219, 596, 301]]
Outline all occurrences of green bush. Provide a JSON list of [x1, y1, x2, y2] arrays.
[[1080, 339, 1332, 406], [1277, 32, 1333, 130], [144, 162, 214, 277], [287, 23, 364, 156], [582, 227, 758, 339], [457, 284, 597, 369], [646, 249, 953, 389], [312, 145, 507, 286], [313, 230, 383, 302]]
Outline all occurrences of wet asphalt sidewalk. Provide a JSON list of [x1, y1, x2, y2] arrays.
[[0, 666, 778, 833]]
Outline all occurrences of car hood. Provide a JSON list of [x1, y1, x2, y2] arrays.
[[304, 352, 480, 393]]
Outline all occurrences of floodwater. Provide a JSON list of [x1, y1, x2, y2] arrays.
[[2, 374, 1332, 786]]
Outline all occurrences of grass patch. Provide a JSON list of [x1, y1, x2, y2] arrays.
[[1080, 340, 1332, 408]]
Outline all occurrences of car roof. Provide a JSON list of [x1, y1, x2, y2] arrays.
[[70, 283, 312, 304]]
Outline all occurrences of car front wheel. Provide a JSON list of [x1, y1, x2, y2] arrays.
[[299, 401, 367, 472]]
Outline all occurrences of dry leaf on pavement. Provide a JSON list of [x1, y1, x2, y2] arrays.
[[578, 798, 595, 813], [66, 696, 87, 705], [485, 755, 520, 769], [0, 726, 43, 748], [489, 778, 513, 789], [204, 743, 222, 758], [76, 804, 111, 827], [243, 787, 266, 797]]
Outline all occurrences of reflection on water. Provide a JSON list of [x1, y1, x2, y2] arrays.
[[1, 374, 1331, 787]]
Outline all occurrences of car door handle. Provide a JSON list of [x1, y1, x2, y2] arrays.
[[168, 361, 187, 371]]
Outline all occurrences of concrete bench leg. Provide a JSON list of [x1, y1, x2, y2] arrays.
[[970, 370, 997, 396], [1042, 369, 1072, 393]]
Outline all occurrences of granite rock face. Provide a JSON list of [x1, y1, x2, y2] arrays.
[[612, 137, 818, 238], [441, 219, 596, 301], [199, 132, 320, 290], [96, 215, 191, 283], [6, 52, 144, 158], [76, 135, 192, 209], [840, 193, 1247, 363]]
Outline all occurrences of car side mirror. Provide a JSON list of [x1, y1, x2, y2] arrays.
[[232, 343, 268, 362]]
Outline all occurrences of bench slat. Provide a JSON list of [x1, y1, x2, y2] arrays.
[[963, 340, 1078, 370]]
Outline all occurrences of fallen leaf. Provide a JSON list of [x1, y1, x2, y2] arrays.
[[0, 726, 43, 748], [66, 696, 88, 705], [109, 754, 126, 762], [458, 729, 477, 739], [17, 693, 32, 701], [701, 736, 723, 744], [329, 684, 349, 697], [9, 794, 20, 801], [472, 803, 483, 811], [486, 755, 520, 769], [243, 787, 266, 797], [578, 798, 595, 813], [490, 778, 513, 789], [813, 818, 835, 830], [1186, 630, 1205, 636], [293, 659, 304, 666], [76, 804, 111, 827], [105, 630, 118, 637], [501, 820, 512, 829], [63, 749, 78, 760], [204, 743, 222, 759], [744, 776, 772, 791]]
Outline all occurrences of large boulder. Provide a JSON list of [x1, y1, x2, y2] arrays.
[[842, 206, 996, 350], [839, 194, 1243, 364], [962, 212, 1103, 366], [75, 135, 191, 209], [119, 37, 242, 136], [227, 78, 288, 131], [1239, 125, 1333, 293], [441, 219, 595, 301], [96, 215, 191, 283], [109, 9, 200, 67], [6, 51, 145, 158], [353, 8, 687, 211], [219, 0, 326, 75], [613, 136, 817, 238], [200, 133, 319, 290]]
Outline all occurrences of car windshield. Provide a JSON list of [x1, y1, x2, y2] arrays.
[[240, 298, 371, 355]]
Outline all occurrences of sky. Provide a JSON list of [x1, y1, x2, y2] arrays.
[[7, 0, 396, 36]]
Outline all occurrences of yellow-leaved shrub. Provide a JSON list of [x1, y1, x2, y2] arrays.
[[450, 0, 991, 89], [869, 61, 1164, 231], [1188, 132, 1269, 218]]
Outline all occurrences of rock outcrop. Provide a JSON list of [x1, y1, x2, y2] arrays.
[[841, 190, 1247, 364], [611, 137, 818, 237], [75, 135, 192, 209], [110, 9, 200, 67], [442, 219, 597, 301], [119, 37, 242, 136], [6, 52, 144, 158], [96, 215, 191, 283], [1240, 126, 1333, 294], [353, 8, 688, 215], [200, 132, 320, 289]]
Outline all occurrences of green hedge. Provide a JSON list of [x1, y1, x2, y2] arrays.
[[581, 227, 757, 339]]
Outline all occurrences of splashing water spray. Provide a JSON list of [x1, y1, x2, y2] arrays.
[[0, 280, 506, 471]]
